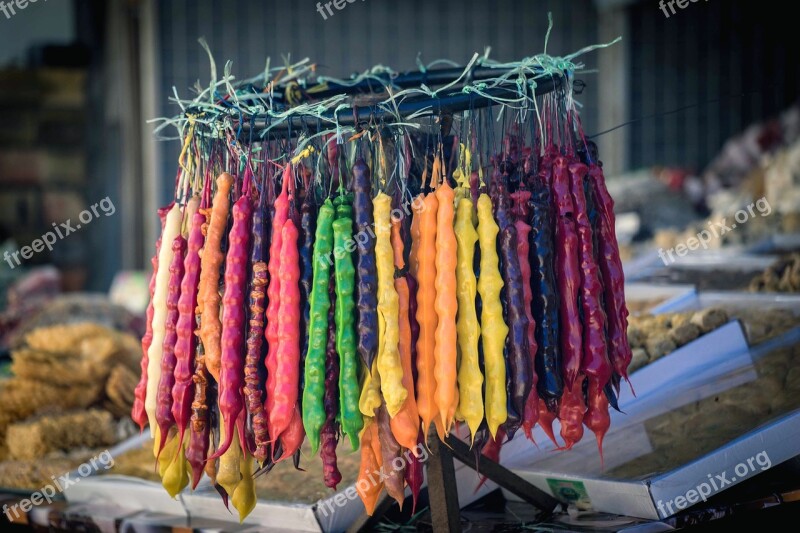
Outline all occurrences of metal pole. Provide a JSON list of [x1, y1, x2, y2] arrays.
[[299, 65, 553, 101], [239, 74, 562, 137]]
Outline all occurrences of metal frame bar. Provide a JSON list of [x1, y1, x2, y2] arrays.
[[236, 70, 563, 137], [296, 65, 554, 101]]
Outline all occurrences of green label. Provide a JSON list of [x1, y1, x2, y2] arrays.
[[546, 478, 591, 509]]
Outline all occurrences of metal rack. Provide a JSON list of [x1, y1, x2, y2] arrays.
[[296, 64, 561, 101], [239, 63, 566, 533], [230, 64, 564, 137], [192, 61, 566, 531]]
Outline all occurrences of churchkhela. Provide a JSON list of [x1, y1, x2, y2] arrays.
[[136, 44, 630, 519]]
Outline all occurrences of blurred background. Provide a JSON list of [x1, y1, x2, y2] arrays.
[[1, 1, 800, 529]]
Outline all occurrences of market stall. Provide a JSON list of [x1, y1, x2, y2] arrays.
[[1, 2, 799, 532]]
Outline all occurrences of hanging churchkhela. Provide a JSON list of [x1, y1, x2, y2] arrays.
[[136, 38, 629, 520]]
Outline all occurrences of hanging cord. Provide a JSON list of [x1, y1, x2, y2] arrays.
[[588, 85, 781, 139], [315, 64, 398, 90], [165, 44, 573, 137], [149, 14, 622, 176]]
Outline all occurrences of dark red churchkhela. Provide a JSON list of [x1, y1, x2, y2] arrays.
[[320, 270, 342, 489], [551, 156, 582, 390], [589, 163, 632, 388], [210, 194, 252, 459], [172, 206, 205, 448], [155, 235, 186, 456], [570, 160, 611, 388]]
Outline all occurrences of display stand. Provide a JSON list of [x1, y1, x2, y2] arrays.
[[226, 61, 567, 533]]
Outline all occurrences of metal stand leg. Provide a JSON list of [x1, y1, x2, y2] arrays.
[[426, 433, 462, 533], [445, 435, 560, 514], [347, 429, 561, 532]]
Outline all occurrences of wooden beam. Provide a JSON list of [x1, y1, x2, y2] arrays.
[[445, 436, 560, 514], [427, 431, 462, 533]]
